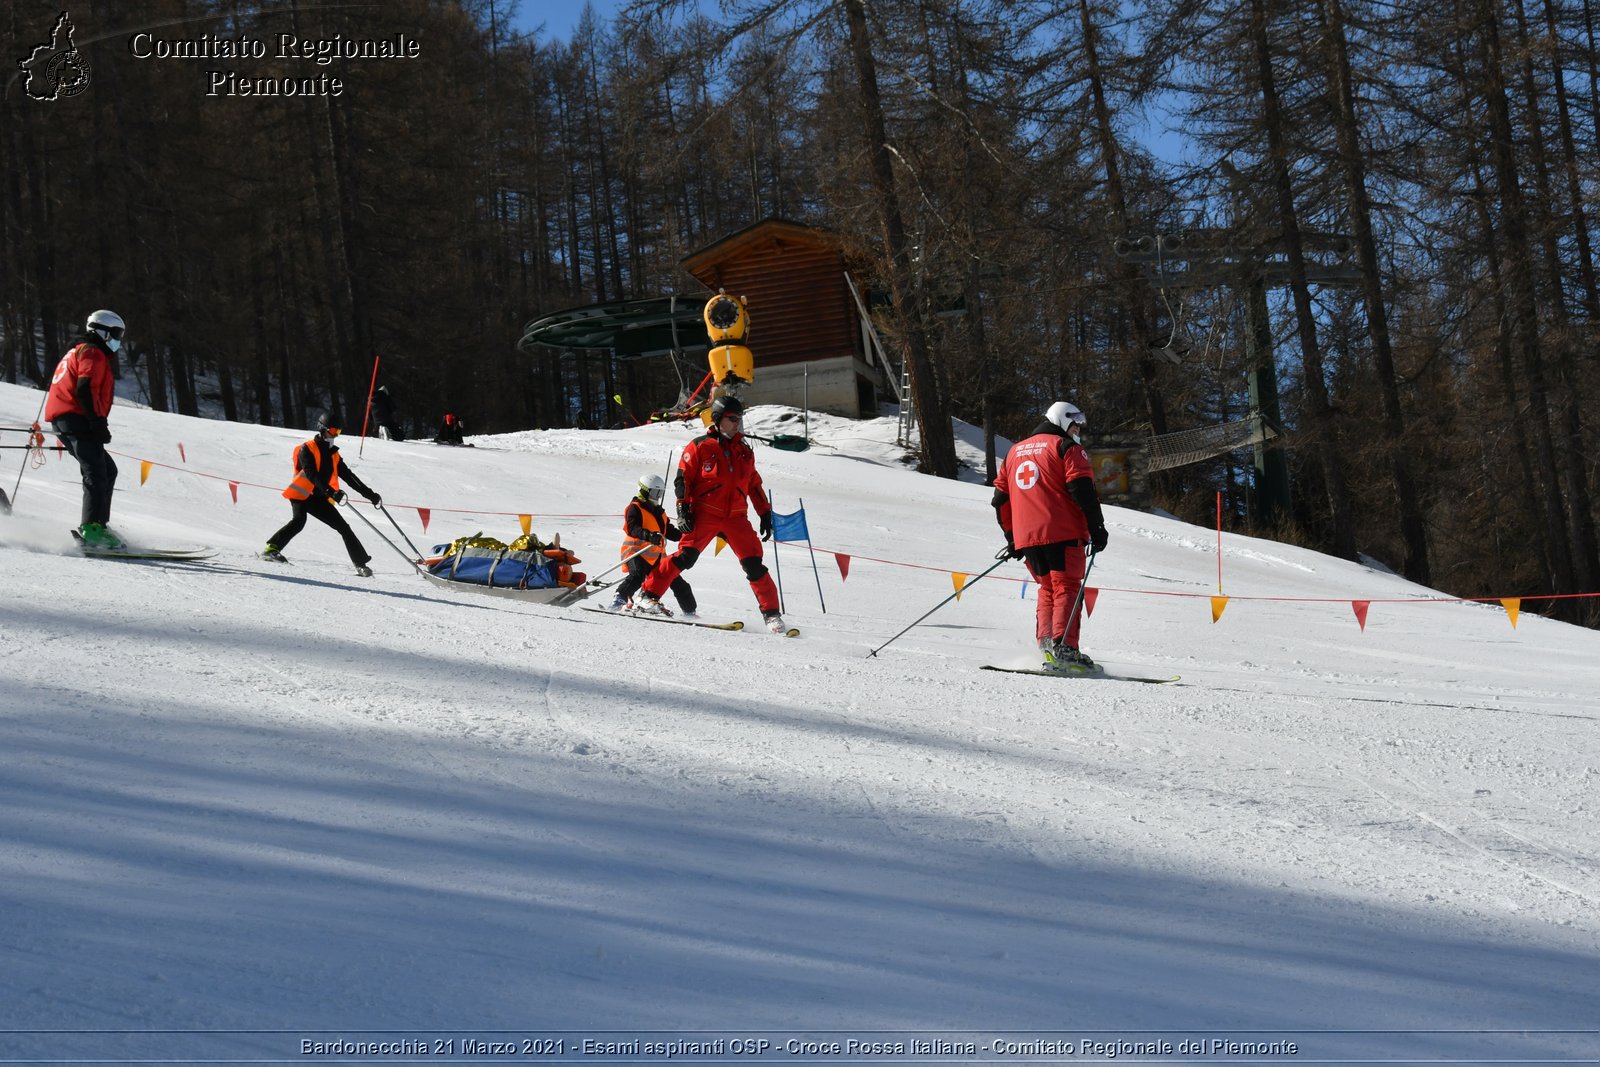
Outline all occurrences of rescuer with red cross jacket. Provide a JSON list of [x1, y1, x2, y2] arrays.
[[992, 401, 1109, 671]]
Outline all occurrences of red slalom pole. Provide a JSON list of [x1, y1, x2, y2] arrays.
[[359, 354, 381, 457]]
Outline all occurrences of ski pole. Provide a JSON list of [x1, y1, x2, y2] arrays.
[[341, 498, 423, 574], [1061, 545, 1099, 646], [377, 501, 426, 558], [867, 547, 1012, 658]]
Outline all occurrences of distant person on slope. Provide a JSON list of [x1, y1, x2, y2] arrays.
[[263, 413, 383, 576], [370, 385, 403, 441], [434, 413, 465, 445], [992, 401, 1108, 671], [45, 310, 126, 548], [608, 473, 698, 617], [634, 395, 786, 632]]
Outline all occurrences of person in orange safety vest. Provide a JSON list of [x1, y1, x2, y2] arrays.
[[606, 473, 698, 617], [262, 412, 383, 576]]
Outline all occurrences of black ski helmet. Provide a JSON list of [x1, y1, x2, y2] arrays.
[[317, 411, 344, 436], [710, 395, 744, 422]]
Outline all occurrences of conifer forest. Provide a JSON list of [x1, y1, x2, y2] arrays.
[[4, 0, 1599, 622]]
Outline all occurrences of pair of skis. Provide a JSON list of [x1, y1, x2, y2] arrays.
[[71, 529, 215, 561], [581, 605, 799, 637], [981, 663, 1181, 685]]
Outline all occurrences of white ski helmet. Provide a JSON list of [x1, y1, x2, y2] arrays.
[[638, 473, 666, 503], [85, 309, 126, 352], [1045, 400, 1086, 434]]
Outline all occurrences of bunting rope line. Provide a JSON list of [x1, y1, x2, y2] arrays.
[[80, 447, 1598, 611], [102, 450, 618, 521]]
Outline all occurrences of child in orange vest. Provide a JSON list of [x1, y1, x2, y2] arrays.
[[609, 474, 697, 617]]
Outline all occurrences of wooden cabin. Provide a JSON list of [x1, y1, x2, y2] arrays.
[[681, 219, 890, 417]]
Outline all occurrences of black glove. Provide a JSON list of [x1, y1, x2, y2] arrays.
[[1004, 535, 1022, 560], [759, 511, 773, 541], [367, 492, 382, 507], [677, 501, 694, 532], [1091, 526, 1109, 553], [92, 417, 111, 444], [646, 531, 663, 545], [330, 489, 347, 504]]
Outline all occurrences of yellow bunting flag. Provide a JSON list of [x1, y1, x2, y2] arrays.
[[139, 460, 152, 486], [519, 514, 532, 536], [418, 508, 430, 532], [228, 481, 238, 503], [835, 553, 850, 580], [952, 572, 969, 600], [1084, 587, 1100, 617], [1210, 596, 1229, 623], [1501, 598, 1521, 629], [715, 536, 727, 556], [1352, 600, 1370, 631]]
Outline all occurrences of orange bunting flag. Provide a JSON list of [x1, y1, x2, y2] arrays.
[[178, 443, 186, 463], [1210, 595, 1229, 623], [835, 553, 850, 580], [1084, 587, 1099, 617], [952, 572, 969, 600], [228, 481, 239, 503], [1501, 598, 1521, 629], [1352, 600, 1371, 631], [139, 460, 152, 486], [715, 536, 727, 556], [418, 508, 430, 532], [519, 514, 532, 536]]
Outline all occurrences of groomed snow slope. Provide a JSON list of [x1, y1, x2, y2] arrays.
[[0, 382, 1595, 1062]]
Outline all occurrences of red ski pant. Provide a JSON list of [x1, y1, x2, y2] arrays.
[[1023, 542, 1088, 648], [642, 513, 779, 614]]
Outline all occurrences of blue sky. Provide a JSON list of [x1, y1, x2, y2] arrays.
[[505, 0, 622, 39]]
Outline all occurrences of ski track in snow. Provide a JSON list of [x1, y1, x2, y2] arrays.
[[0, 384, 1596, 1060]]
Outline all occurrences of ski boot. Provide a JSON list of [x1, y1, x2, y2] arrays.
[[633, 592, 672, 617], [261, 543, 288, 563], [1060, 645, 1097, 671], [79, 522, 124, 549], [762, 611, 788, 634], [607, 594, 631, 612], [354, 564, 374, 577]]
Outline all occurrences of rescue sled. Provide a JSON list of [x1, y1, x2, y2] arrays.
[[419, 532, 593, 604]]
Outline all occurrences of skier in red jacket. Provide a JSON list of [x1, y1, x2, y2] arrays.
[[992, 401, 1108, 670], [45, 310, 125, 548], [634, 395, 786, 632]]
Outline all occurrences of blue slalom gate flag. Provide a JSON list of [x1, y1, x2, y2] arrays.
[[771, 508, 809, 541]]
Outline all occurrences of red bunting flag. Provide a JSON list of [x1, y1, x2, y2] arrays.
[[835, 553, 850, 580], [1084, 587, 1099, 616], [1351, 600, 1370, 631], [178, 443, 186, 463], [228, 481, 238, 503], [418, 508, 430, 532]]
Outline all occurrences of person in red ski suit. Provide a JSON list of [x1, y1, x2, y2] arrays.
[[992, 401, 1108, 670], [45, 310, 126, 547], [634, 395, 786, 631]]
